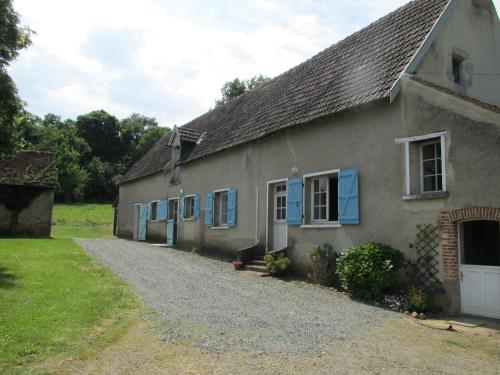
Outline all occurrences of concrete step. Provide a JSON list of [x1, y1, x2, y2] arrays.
[[245, 264, 267, 273], [249, 260, 266, 266]]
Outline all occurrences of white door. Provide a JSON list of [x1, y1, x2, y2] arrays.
[[461, 265, 500, 319], [460, 221, 500, 319], [273, 183, 287, 251]]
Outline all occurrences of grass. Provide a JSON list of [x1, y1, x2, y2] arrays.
[[51, 203, 113, 239], [0, 204, 139, 373]]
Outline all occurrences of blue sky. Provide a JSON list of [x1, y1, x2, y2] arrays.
[[10, 0, 500, 126]]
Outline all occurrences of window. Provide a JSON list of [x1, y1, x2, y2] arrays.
[[452, 54, 464, 85], [305, 172, 338, 224], [168, 199, 178, 221], [421, 141, 443, 193], [150, 201, 158, 221], [275, 183, 286, 221], [213, 191, 228, 227], [184, 196, 194, 219]]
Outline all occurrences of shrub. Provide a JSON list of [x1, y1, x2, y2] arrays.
[[406, 287, 431, 313], [335, 243, 404, 301], [382, 293, 408, 312], [308, 244, 339, 286], [264, 253, 292, 276]]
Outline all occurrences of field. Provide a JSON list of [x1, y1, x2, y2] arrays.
[[0, 204, 138, 373]]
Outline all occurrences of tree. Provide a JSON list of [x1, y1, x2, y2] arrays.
[[75, 110, 122, 163], [215, 74, 271, 107], [135, 126, 169, 161], [33, 114, 89, 202], [0, 0, 33, 156], [84, 157, 117, 202]]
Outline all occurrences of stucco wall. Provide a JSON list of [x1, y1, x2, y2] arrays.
[[416, 0, 500, 106], [0, 189, 54, 237]]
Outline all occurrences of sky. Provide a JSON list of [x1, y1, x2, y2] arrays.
[[9, 0, 500, 127]]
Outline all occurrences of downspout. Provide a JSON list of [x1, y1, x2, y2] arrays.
[[255, 185, 259, 245]]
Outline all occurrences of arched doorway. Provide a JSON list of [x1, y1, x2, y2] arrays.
[[441, 208, 500, 318]]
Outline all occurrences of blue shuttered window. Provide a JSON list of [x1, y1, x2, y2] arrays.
[[138, 203, 148, 241], [193, 194, 200, 219], [227, 188, 237, 227], [146, 202, 152, 220], [287, 178, 303, 225], [205, 192, 213, 228], [156, 200, 167, 220], [338, 168, 359, 224]]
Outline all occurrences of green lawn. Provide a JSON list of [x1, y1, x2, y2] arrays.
[[0, 204, 138, 373], [51, 203, 114, 239]]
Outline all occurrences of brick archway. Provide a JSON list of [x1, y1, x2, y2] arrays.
[[440, 208, 500, 282]]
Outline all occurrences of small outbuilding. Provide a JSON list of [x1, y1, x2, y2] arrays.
[[0, 151, 57, 237]]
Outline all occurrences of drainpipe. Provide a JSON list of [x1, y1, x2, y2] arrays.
[[255, 185, 259, 245]]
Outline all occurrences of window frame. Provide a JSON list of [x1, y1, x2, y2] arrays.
[[150, 200, 159, 222], [274, 182, 287, 223], [395, 131, 447, 199], [420, 140, 443, 194], [183, 194, 195, 220], [212, 188, 229, 229], [167, 197, 179, 221], [302, 169, 341, 228]]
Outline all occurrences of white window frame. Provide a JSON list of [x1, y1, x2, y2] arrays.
[[395, 131, 447, 198], [167, 197, 179, 221], [212, 188, 229, 229], [420, 140, 443, 194], [150, 200, 160, 222], [274, 182, 287, 223], [183, 194, 195, 220], [301, 169, 341, 229]]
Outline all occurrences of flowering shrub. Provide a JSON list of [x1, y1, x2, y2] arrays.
[[407, 287, 431, 313], [382, 294, 408, 312], [308, 244, 339, 286]]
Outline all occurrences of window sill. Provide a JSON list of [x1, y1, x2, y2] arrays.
[[301, 223, 342, 229], [212, 226, 230, 230], [149, 219, 166, 223], [183, 218, 195, 221], [402, 191, 449, 201]]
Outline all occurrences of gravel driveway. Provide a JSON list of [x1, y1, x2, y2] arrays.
[[79, 239, 395, 355]]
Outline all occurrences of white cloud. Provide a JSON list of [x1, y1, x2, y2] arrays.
[[10, 0, 498, 125]]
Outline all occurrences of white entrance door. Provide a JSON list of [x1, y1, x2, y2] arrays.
[[461, 265, 500, 319], [460, 221, 500, 319], [273, 183, 287, 251]]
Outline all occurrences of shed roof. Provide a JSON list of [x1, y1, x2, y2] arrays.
[[0, 151, 57, 188]]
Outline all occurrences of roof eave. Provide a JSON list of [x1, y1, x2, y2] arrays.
[[389, 0, 459, 103]]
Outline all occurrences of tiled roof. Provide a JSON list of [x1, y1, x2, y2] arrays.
[[120, 0, 450, 183], [178, 127, 202, 143], [178, 0, 449, 163], [0, 151, 56, 188], [119, 132, 172, 184]]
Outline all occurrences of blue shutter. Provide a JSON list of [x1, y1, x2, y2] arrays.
[[204, 192, 213, 228], [179, 196, 185, 221], [193, 194, 200, 219], [138, 203, 148, 241], [338, 168, 360, 224], [146, 202, 152, 221], [286, 178, 303, 225], [157, 200, 167, 220], [227, 188, 237, 227]]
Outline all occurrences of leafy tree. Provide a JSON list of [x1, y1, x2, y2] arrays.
[[84, 157, 117, 202], [75, 110, 122, 162], [0, 0, 33, 156], [134, 126, 169, 162], [120, 113, 168, 164], [32, 114, 89, 202], [215, 74, 271, 107]]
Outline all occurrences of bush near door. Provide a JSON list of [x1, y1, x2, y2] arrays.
[[336, 243, 404, 301]]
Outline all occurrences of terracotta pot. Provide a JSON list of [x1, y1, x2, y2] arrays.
[[233, 260, 245, 270]]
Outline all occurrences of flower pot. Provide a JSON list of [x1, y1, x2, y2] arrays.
[[233, 260, 245, 270]]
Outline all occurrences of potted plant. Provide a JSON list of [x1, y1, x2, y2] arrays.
[[264, 253, 292, 276], [233, 260, 245, 270]]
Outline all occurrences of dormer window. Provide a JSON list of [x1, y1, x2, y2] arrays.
[[452, 54, 464, 85]]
